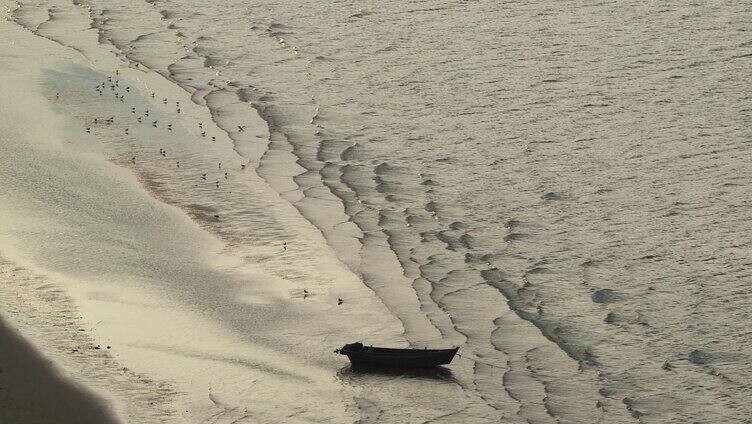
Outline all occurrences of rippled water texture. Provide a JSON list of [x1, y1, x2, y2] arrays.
[[8, 0, 752, 422]]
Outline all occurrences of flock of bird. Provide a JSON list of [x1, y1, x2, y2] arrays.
[[83, 74, 241, 191], [77, 73, 343, 305]]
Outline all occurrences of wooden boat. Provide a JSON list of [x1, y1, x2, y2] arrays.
[[335, 342, 459, 368]]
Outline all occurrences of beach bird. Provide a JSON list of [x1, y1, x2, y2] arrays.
[[199, 122, 203, 128], [338, 298, 343, 305], [131, 107, 136, 113], [201, 173, 206, 180], [177, 108, 181, 113], [176, 161, 180, 168], [218, 162, 222, 169], [126, 87, 130, 92], [137, 117, 142, 122], [131, 157, 136, 163], [152, 121, 158, 127], [211, 136, 216, 141], [215, 180, 220, 188], [55, 92, 60, 99], [125, 128, 129, 134], [224, 172, 228, 179], [167, 124, 173, 131], [151, 92, 155, 98], [163, 98, 168, 104], [238, 125, 245, 132], [241, 164, 246, 170], [201, 131, 206, 137], [86, 127, 91, 133]]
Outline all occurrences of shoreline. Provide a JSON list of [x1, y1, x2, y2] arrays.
[[1, 2, 442, 422], [2, 0, 606, 421], [2, 0, 586, 421]]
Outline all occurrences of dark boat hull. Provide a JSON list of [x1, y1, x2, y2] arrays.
[[338, 344, 459, 369]]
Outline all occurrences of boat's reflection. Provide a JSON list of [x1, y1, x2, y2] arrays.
[[338, 364, 456, 383]]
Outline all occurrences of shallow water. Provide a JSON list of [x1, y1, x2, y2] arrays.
[[4, 0, 752, 422]]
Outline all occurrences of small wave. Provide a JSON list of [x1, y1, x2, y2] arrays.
[[339, 143, 360, 161], [541, 192, 563, 201], [503, 233, 529, 242], [449, 221, 467, 230], [591, 288, 623, 304]]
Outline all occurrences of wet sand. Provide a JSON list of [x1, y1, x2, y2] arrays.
[[0, 319, 120, 424], [0, 3, 447, 422]]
